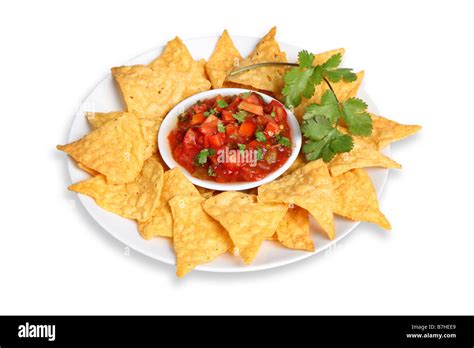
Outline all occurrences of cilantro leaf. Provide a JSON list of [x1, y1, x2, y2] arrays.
[[325, 68, 357, 83], [217, 122, 225, 133], [302, 125, 354, 162], [321, 53, 342, 70], [278, 136, 291, 147], [298, 50, 314, 68], [282, 65, 322, 108], [320, 53, 357, 83], [256, 147, 264, 161], [255, 131, 266, 143], [207, 166, 216, 177], [196, 149, 211, 165], [330, 134, 354, 153], [303, 90, 340, 124], [237, 143, 246, 154], [232, 110, 247, 123], [217, 99, 228, 108], [341, 98, 373, 136], [301, 117, 333, 140], [241, 91, 251, 98]]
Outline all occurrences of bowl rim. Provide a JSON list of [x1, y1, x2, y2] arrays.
[[158, 88, 302, 191]]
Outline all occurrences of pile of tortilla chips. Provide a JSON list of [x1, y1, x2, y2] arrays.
[[57, 27, 421, 277]]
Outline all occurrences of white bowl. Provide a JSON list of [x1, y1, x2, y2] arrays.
[[158, 88, 302, 191]]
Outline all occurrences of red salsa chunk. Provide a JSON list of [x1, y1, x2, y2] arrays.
[[168, 92, 293, 183]]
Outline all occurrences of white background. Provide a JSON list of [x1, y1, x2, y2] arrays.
[[1, 0, 473, 315]]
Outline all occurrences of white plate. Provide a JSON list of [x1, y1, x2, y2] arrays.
[[66, 36, 389, 273]]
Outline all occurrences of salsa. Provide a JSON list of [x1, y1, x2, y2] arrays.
[[168, 92, 292, 183]]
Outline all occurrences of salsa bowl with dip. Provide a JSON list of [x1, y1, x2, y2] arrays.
[[158, 88, 302, 191]]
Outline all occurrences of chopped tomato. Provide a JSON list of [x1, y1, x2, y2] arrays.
[[238, 101, 263, 116], [200, 115, 219, 135], [264, 121, 280, 137], [203, 115, 219, 124], [190, 113, 205, 125], [264, 100, 287, 121], [238, 120, 257, 137], [256, 115, 272, 127], [200, 122, 218, 135], [193, 104, 208, 114], [183, 129, 197, 147], [208, 133, 225, 148], [242, 93, 262, 106], [228, 96, 241, 112], [274, 104, 287, 122], [225, 123, 238, 136], [246, 140, 260, 149], [221, 110, 234, 122]]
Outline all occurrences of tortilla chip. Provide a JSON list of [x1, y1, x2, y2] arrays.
[[69, 157, 164, 222], [361, 114, 422, 150], [226, 27, 287, 93], [203, 192, 288, 264], [205, 30, 242, 89], [76, 161, 98, 176], [169, 195, 231, 277], [294, 71, 364, 121], [151, 36, 204, 77], [57, 113, 146, 184], [275, 206, 314, 251], [112, 64, 210, 154], [282, 153, 306, 177], [332, 169, 391, 229], [196, 186, 214, 199], [86, 111, 123, 130], [328, 137, 402, 176], [266, 233, 278, 241], [312, 48, 345, 66], [258, 160, 336, 240], [137, 167, 199, 239]]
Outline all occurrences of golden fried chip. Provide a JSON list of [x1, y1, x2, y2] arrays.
[[57, 113, 146, 184], [76, 161, 98, 176], [282, 153, 306, 177], [203, 192, 288, 264], [226, 27, 287, 93], [258, 160, 336, 240], [266, 233, 278, 241], [205, 30, 242, 89], [312, 48, 345, 66], [137, 167, 199, 239], [361, 114, 422, 150], [328, 137, 402, 176], [196, 186, 214, 199], [86, 111, 123, 129], [151, 36, 206, 79], [169, 195, 231, 277], [275, 206, 314, 251], [112, 64, 210, 155], [294, 70, 364, 121], [332, 169, 391, 229], [69, 157, 164, 222]]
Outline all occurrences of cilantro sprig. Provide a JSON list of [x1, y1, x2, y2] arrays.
[[282, 51, 357, 109], [228, 50, 373, 162], [284, 51, 371, 162]]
